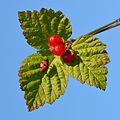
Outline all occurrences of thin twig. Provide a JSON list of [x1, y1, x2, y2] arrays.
[[85, 18, 120, 36]]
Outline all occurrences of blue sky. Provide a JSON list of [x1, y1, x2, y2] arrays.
[[1, 0, 120, 120]]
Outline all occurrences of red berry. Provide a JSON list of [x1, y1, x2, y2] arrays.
[[62, 50, 74, 63], [53, 44, 66, 56], [48, 34, 64, 46], [49, 46, 55, 53]]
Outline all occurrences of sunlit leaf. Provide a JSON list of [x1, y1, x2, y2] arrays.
[[18, 52, 68, 111], [18, 8, 72, 50], [65, 35, 110, 90]]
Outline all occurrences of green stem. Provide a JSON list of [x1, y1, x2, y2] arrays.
[[85, 18, 120, 36]]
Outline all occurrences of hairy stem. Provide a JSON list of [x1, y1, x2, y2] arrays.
[[85, 18, 120, 36]]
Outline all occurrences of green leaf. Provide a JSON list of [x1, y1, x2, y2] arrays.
[[18, 8, 72, 50], [65, 35, 110, 90], [18, 52, 68, 111]]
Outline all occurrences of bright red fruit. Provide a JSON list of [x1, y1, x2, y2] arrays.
[[62, 50, 74, 63], [48, 34, 64, 46], [49, 46, 55, 53], [53, 44, 66, 56]]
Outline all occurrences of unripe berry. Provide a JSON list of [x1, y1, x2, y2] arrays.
[[62, 50, 74, 63], [48, 34, 64, 46]]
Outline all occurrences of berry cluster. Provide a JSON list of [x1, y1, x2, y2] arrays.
[[48, 34, 66, 56], [48, 34, 74, 63]]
